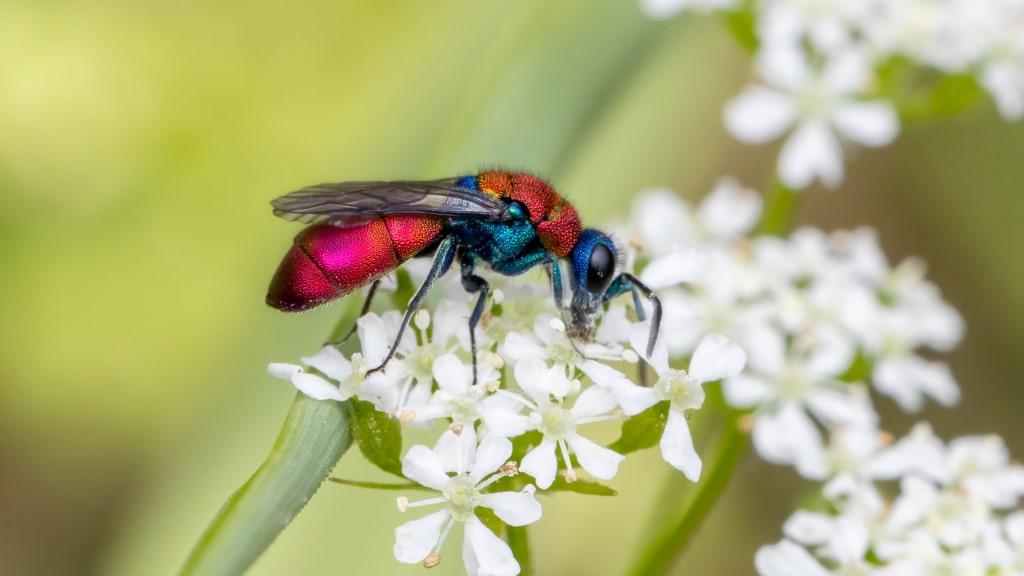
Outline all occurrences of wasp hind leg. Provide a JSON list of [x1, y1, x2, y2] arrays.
[[366, 237, 456, 377], [458, 252, 490, 387]]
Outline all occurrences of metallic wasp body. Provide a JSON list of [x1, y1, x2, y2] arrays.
[[266, 171, 662, 378]]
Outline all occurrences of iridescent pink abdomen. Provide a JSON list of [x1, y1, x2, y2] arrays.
[[266, 215, 443, 311]]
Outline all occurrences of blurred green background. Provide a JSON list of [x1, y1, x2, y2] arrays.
[[2, 1, 1022, 574]]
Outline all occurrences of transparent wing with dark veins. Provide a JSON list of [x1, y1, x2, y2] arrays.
[[271, 178, 508, 224]]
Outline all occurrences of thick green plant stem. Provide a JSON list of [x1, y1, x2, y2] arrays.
[[628, 416, 748, 576], [506, 526, 533, 576], [179, 394, 353, 576], [180, 297, 364, 576]]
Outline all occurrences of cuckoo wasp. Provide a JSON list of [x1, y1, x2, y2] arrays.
[[266, 171, 662, 382]]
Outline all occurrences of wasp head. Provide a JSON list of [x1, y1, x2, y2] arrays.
[[567, 229, 620, 341]]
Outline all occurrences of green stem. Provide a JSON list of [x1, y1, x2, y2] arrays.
[[626, 175, 801, 575], [506, 525, 533, 576], [757, 181, 801, 237], [179, 394, 353, 576], [628, 416, 748, 576]]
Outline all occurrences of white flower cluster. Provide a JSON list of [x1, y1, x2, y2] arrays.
[[268, 213, 747, 573], [624, 186, 1023, 571], [643, 0, 1024, 189], [757, 423, 1024, 575]]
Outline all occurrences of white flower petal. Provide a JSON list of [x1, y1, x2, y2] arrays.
[[568, 434, 625, 481], [434, 427, 478, 475], [833, 101, 899, 147], [752, 404, 826, 478], [519, 439, 558, 489], [501, 331, 546, 364], [778, 122, 843, 189], [513, 359, 550, 402], [464, 517, 520, 576], [357, 314, 392, 367], [299, 346, 351, 381], [402, 445, 451, 491], [480, 485, 542, 527], [394, 509, 449, 564], [806, 387, 876, 427], [268, 362, 302, 380], [481, 408, 534, 438], [661, 408, 702, 480], [698, 177, 763, 239], [689, 333, 747, 383], [755, 539, 829, 576], [631, 322, 669, 373], [828, 514, 869, 564], [724, 86, 798, 143], [639, 249, 709, 289], [640, 0, 686, 19], [291, 372, 346, 401], [571, 385, 619, 420], [433, 353, 472, 395], [782, 511, 833, 546], [470, 434, 513, 480], [722, 374, 772, 408]]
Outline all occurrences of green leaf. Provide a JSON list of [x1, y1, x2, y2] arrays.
[[609, 402, 670, 454], [350, 399, 404, 477], [179, 394, 353, 576], [546, 477, 618, 496]]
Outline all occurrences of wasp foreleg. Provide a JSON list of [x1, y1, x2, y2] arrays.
[[367, 237, 456, 378], [604, 273, 662, 358]]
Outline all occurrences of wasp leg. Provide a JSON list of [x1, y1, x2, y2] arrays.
[[367, 237, 456, 376], [325, 280, 380, 347], [604, 273, 663, 358], [458, 252, 490, 387]]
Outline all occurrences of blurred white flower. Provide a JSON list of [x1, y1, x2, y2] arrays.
[[640, 0, 738, 19], [723, 329, 876, 478], [725, 46, 899, 189], [394, 429, 541, 575]]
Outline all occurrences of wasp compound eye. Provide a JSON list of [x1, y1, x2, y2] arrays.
[[586, 242, 615, 294]]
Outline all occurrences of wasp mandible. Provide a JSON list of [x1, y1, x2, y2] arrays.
[[266, 171, 662, 382]]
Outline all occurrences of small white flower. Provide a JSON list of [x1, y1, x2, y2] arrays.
[[584, 325, 746, 480], [394, 429, 541, 574], [725, 46, 899, 189], [490, 360, 625, 489], [268, 313, 402, 409], [499, 312, 622, 373], [396, 352, 516, 431]]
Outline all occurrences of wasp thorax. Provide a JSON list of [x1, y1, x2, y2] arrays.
[[443, 474, 482, 521]]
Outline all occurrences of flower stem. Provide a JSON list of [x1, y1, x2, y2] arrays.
[[628, 414, 748, 576], [506, 525, 533, 576], [757, 181, 801, 237]]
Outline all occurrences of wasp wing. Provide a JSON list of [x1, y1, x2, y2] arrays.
[[271, 178, 507, 224]]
